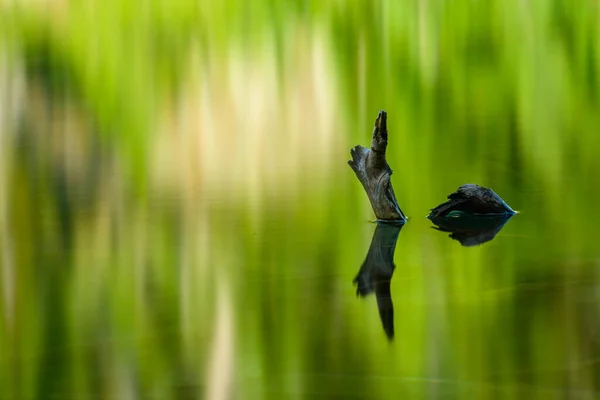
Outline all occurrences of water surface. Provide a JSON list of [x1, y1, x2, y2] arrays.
[[1, 1, 600, 399]]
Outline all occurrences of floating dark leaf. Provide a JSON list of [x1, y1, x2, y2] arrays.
[[428, 184, 517, 219], [428, 184, 517, 246]]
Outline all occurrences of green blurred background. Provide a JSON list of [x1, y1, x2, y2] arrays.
[[1, 0, 600, 398]]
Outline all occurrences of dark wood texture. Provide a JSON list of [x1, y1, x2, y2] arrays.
[[348, 110, 406, 223]]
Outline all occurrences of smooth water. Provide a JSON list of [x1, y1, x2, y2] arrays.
[[1, 1, 600, 399]]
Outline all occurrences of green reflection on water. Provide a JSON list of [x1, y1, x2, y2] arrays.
[[1, 0, 600, 399]]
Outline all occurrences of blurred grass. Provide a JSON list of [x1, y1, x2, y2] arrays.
[[1, 0, 600, 399]]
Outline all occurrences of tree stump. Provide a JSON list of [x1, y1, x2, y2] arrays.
[[348, 110, 406, 224]]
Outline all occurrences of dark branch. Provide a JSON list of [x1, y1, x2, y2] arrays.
[[348, 110, 406, 223]]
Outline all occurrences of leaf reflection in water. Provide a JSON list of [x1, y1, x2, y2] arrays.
[[429, 213, 515, 247]]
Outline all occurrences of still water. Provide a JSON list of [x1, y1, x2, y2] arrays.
[[2, 1, 600, 399]]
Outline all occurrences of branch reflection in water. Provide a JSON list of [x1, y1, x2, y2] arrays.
[[353, 224, 403, 340]]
